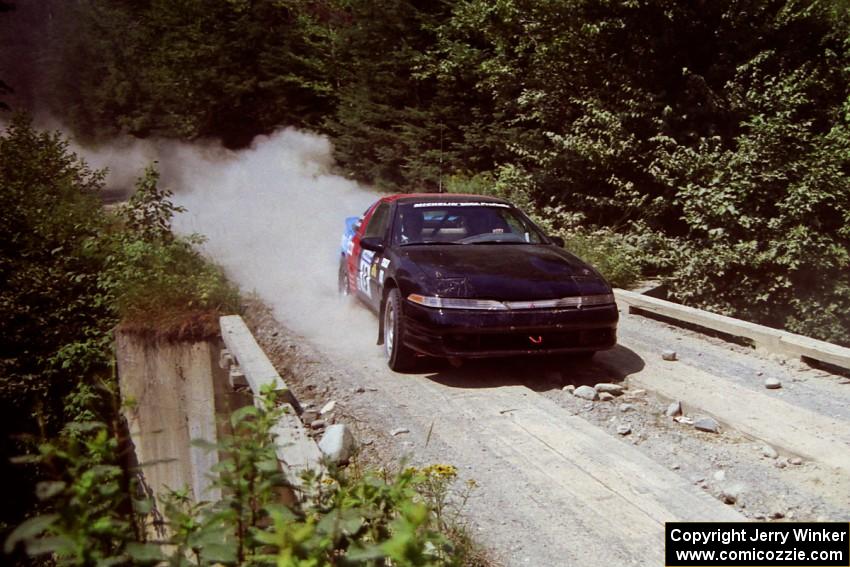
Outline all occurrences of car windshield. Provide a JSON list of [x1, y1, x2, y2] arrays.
[[393, 202, 547, 246]]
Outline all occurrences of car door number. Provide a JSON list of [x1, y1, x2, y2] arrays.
[[358, 250, 375, 298]]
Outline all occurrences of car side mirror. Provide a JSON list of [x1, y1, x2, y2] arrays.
[[549, 235, 565, 247], [360, 237, 385, 252]]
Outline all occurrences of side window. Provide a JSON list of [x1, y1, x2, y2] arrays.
[[364, 203, 390, 240]]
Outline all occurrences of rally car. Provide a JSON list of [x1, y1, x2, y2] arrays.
[[338, 194, 618, 371]]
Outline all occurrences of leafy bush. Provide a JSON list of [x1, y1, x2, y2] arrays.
[[101, 166, 241, 340], [0, 115, 117, 543], [7, 387, 480, 566], [0, 117, 241, 554]]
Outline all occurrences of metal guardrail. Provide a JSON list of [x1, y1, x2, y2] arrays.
[[614, 289, 850, 372]]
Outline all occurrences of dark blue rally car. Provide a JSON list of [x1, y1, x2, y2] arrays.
[[339, 193, 618, 371]]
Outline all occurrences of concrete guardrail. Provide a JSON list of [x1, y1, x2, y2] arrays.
[[614, 289, 850, 372], [219, 315, 324, 492]]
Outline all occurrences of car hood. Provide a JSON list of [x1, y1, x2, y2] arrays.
[[398, 244, 611, 300]]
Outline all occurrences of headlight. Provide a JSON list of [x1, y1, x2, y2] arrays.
[[407, 294, 508, 310], [407, 293, 614, 310]]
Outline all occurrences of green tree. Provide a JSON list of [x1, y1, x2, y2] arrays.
[[0, 113, 114, 550]]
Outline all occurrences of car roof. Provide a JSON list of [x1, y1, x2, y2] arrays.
[[379, 193, 512, 206]]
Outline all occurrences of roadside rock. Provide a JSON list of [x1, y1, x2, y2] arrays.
[[764, 378, 782, 390], [775, 458, 788, 469], [594, 383, 624, 396], [719, 483, 744, 505], [310, 419, 327, 430], [616, 424, 632, 436], [598, 392, 615, 402], [713, 470, 726, 482], [694, 417, 720, 433], [665, 401, 683, 417], [661, 350, 678, 361], [720, 491, 737, 505], [390, 427, 410, 436], [789, 457, 803, 466], [318, 424, 356, 464], [761, 445, 778, 459], [573, 385, 598, 401], [619, 403, 635, 412], [562, 384, 576, 394], [320, 400, 337, 414], [301, 410, 319, 423]]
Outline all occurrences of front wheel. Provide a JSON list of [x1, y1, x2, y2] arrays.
[[384, 288, 417, 372]]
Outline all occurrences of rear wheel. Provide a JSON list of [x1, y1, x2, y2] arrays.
[[384, 288, 416, 371], [338, 259, 350, 296]]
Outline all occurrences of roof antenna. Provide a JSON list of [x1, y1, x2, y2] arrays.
[[438, 124, 444, 194]]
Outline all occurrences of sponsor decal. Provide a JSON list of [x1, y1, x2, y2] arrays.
[[381, 257, 391, 268], [413, 201, 510, 208]]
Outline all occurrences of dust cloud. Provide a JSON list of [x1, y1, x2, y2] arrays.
[[29, 123, 381, 347], [166, 128, 378, 342]]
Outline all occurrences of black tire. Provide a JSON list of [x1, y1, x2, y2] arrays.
[[384, 288, 417, 371], [338, 259, 351, 296]]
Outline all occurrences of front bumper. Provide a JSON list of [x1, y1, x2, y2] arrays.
[[401, 299, 618, 358]]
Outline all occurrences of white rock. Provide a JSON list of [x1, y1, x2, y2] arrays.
[[616, 424, 632, 436], [598, 392, 615, 402], [318, 424, 356, 463], [764, 377, 782, 389], [390, 427, 410, 436], [694, 417, 720, 433], [713, 470, 726, 482], [594, 383, 624, 395], [665, 401, 683, 417], [573, 385, 598, 401], [562, 384, 576, 393], [719, 483, 744, 505], [661, 350, 678, 361], [789, 457, 803, 465], [320, 400, 337, 415], [619, 403, 635, 412], [761, 445, 778, 459]]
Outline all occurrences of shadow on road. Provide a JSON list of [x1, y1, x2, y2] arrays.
[[420, 344, 645, 392]]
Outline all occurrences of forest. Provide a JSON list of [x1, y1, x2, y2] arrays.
[[3, 0, 848, 346], [1, 1, 849, 563]]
